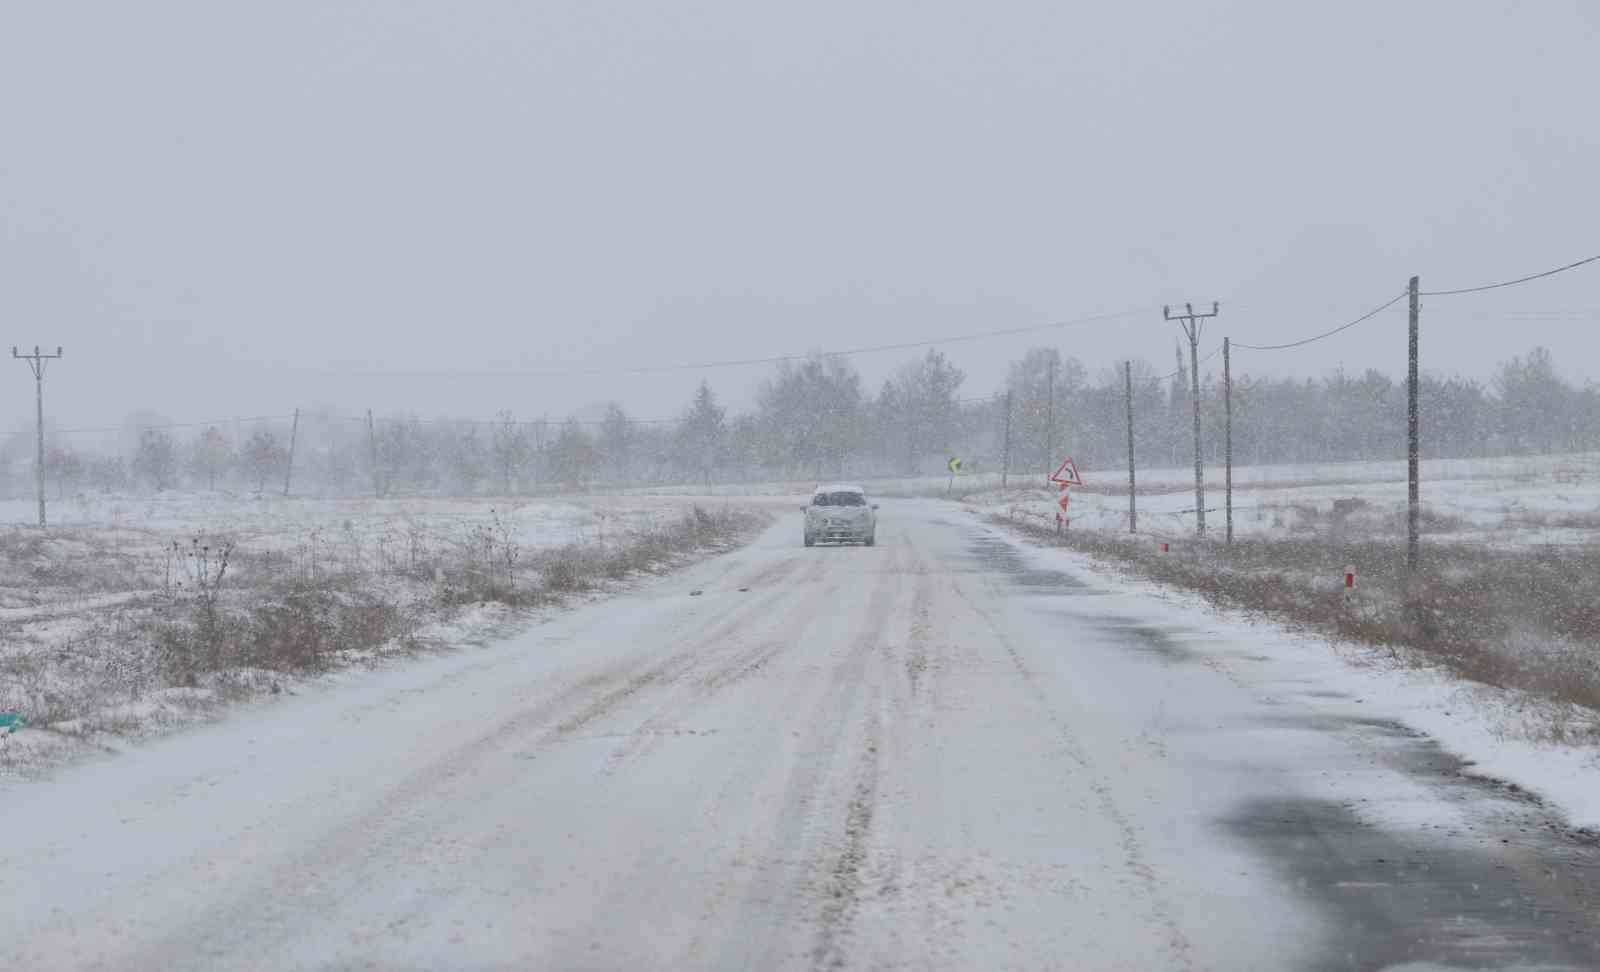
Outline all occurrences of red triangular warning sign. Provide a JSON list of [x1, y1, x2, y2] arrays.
[[1050, 457, 1084, 487]]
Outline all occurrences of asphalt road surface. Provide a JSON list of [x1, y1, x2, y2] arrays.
[[5, 501, 1599, 970]]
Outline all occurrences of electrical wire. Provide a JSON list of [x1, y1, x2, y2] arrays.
[[1231, 292, 1409, 352], [1419, 253, 1600, 297], [39, 252, 1598, 437], [58, 414, 296, 436], [1156, 344, 1221, 381], [310, 306, 1157, 379]]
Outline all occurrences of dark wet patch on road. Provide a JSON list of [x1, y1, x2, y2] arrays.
[[965, 536, 1101, 595], [1244, 714, 1552, 808], [1091, 617, 1196, 664], [1224, 795, 1600, 971]]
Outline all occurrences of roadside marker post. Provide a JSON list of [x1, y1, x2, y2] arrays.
[[1049, 457, 1082, 536]]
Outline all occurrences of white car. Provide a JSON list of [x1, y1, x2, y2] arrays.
[[803, 484, 878, 546]]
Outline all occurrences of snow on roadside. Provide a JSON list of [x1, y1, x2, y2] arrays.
[[980, 518, 1600, 832], [628, 451, 1600, 549], [0, 493, 766, 781]]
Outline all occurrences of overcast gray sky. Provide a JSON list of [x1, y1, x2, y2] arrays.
[[2, 0, 1597, 432]]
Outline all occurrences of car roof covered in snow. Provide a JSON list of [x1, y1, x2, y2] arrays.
[[814, 483, 866, 495]]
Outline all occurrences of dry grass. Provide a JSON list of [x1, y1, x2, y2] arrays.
[[1, 504, 767, 743]]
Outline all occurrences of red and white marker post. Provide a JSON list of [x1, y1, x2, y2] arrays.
[[1050, 457, 1084, 536]]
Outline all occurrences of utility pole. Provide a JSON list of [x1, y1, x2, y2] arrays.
[[13, 346, 63, 528], [1408, 276, 1421, 572], [283, 408, 300, 497], [1125, 361, 1137, 534], [535, 415, 547, 493], [1223, 337, 1233, 544], [366, 409, 381, 498], [1164, 302, 1219, 535], [1044, 355, 1056, 483], [1001, 390, 1013, 489]]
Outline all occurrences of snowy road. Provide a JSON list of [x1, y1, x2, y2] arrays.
[[5, 501, 1599, 970]]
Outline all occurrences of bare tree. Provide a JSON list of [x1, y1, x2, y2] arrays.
[[133, 430, 179, 491], [546, 418, 597, 489], [491, 411, 531, 494], [190, 426, 232, 490], [243, 430, 287, 493], [598, 403, 634, 481]]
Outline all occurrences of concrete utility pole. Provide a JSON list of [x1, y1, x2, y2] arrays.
[[1044, 355, 1056, 483], [13, 346, 63, 528], [1408, 276, 1421, 572], [283, 408, 300, 497], [1164, 302, 1219, 535], [1125, 361, 1137, 534], [1001, 390, 1013, 489], [367, 409, 381, 498], [1223, 337, 1234, 544]]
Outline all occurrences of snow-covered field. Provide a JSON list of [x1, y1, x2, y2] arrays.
[[0, 490, 706, 561], [0, 491, 770, 775], [864, 452, 1600, 549]]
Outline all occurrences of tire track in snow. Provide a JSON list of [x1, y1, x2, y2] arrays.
[[811, 716, 882, 971], [810, 535, 939, 970], [953, 535, 1198, 971], [595, 553, 835, 775], [114, 551, 818, 968], [717, 541, 907, 969]]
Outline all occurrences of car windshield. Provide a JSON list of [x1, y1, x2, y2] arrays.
[[814, 492, 866, 507]]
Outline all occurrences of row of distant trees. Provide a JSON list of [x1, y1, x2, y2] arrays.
[[0, 345, 1589, 498]]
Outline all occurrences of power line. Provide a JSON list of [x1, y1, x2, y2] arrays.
[[1156, 344, 1220, 380], [58, 413, 295, 436], [1419, 253, 1600, 297], [310, 306, 1157, 379], [1232, 292, 1408, 352], [34, 251, 1599, 439]]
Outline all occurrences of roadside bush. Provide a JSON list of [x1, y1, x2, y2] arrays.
[[244, 578, 411, 672]]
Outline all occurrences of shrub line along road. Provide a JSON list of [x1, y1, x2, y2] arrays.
[[4, 500, 1598, 969]]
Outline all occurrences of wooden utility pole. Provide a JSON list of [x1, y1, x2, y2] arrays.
[[1408, 276, 1421, 572], [1164, 302, 1219, 535], [13, 346, 63, 527], [1223, 337, 1233, 544], [1125, 361, 1137, 534], [366, 409, 381, 498], [283, 408, 300, 497], [1001, 390, 1013, 489], [1044, 355, 1056, 483]]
